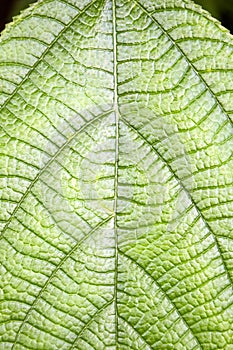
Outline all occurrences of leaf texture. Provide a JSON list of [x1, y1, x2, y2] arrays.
[[1, 0, 233, 349]]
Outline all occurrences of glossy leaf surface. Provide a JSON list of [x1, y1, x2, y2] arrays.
[[1, 0, 233, 349]]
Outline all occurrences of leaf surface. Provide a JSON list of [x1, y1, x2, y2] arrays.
[[1, 0, 233, 349]]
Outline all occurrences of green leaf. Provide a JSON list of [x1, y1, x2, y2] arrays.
[[1, 0, 233, 349]]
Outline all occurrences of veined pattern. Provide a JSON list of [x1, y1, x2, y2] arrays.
[[1, 0, 233, 349]]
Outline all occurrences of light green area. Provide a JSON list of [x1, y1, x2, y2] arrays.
[[5, 0, 233, 32], [1, 0, 233, 349]]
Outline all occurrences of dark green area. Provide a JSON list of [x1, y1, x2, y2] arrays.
[[0, 0, 233, 33], [195, 0, 233, 33], [0, 0, 36, 32]]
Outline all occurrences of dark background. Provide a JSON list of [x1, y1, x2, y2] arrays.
[[0, 0, 233, 33]]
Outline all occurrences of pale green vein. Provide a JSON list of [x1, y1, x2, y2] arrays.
[[69, 299, 114, 350], [0, 109, 114, 239], [134, 0, 233, 129], [0, 0, 98, 112], [121, 117, 233, 289], [11, 215, 114, 349], [119, 250, 202, 349], [119, 316, 152, 350], [112, 0, 119, 348], [0, 1, 233, 349]]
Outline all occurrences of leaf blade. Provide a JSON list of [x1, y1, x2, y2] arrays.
[[1, 0, 233, 349]]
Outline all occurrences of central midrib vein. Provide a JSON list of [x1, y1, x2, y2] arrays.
[[112, 0, 119, 347]]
